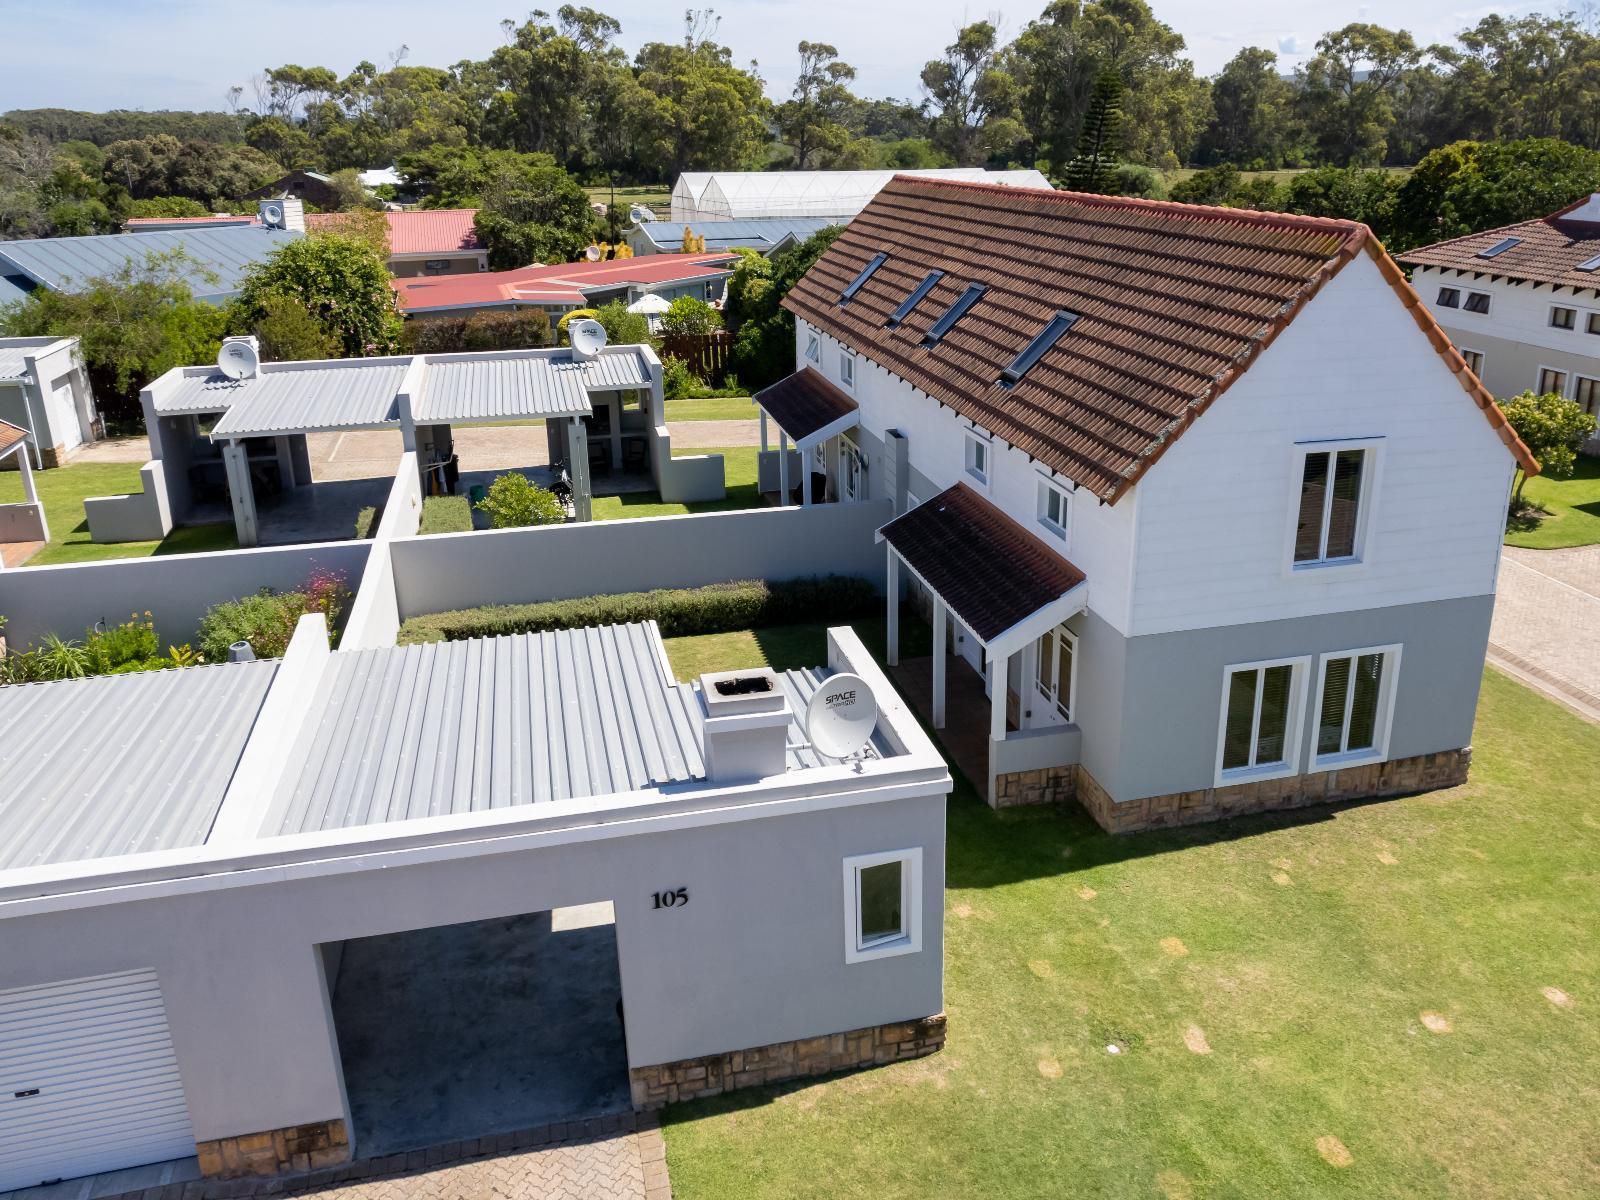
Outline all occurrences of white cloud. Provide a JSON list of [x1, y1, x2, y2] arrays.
[[1278, 34, 1304, 55]]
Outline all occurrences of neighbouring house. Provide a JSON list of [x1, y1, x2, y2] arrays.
[[1401, 192, 1600, 454], [0, 611, 948, 1188], [308, 209, 488, 277], [390, 253, 737, 321], [0, 336, 98, 468], [627, 217, 840, 258], [244, 169, 341, 211], [760, 175, 1534, 829], [670, 168, 1052, 224], [0, 200, 303, 307]]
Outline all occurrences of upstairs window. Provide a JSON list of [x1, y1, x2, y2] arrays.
[[839, 253, 886, 304], [1588, 312, 1600, 336], [887, 270, 944, 328], [1463, 292, 1491, 314], [1294, 444, 1372, 567], [924, 283, 987, 345], [1435, 287, 1461, 309], [964, 433, 989, 485], [1575, 376, 1599, 416], [1312, 646, 1400, 770], [1461, 349, 1484, 375], [1538, 367, 1568, 396], [804, 331, 821, 363], [1551, 306, 1577, 330], [843, 848, 922, 963], [840, 350, 856, 390], [1217, 658, 1308, 784], [1037, 478, 1069, 540]]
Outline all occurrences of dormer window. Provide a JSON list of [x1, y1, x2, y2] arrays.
[[1001, 312, 1079, 387], [839, 253, 886, 304], [924, 283, 986, 345], [887, 270, 944, 328]]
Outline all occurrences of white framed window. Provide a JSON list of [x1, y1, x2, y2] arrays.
[[1550, 305, 1577, 331], [1036, 478, 1069, 541], [840, 431, 864, 501], [839, 350, 856, 390], [1573, 375, 1599, 418], [843, 848, 922, 963], [1588, 312, 1600, 337], [1462, 291, 1491, 314], [1034, 624, 1077, 723], [964, 433, 990, 486], [1215, 657, 1310, 785], [1291, 440, 1378, 569], [1461, 348, 1484, 376], [1537, 366, 1569, 396], [1435, 286, 1460, 309], [804, 331, 821, 364], [1311, 645, 1401, 772]]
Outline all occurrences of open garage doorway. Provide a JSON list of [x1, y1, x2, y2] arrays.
[[324, 904, 631, 1158]]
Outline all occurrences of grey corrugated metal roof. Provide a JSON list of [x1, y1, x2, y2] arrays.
[[0, 226, 301, 303], [0, 661, 278, 870], [638, 218, 838, 251], [197, 361, 410, 438], [0, 349, 30, 382], [413, 348, 650, 423], [0, 275, 34, 307]]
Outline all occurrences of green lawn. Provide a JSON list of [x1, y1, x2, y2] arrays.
[[665, 396, 757, 422], [585, 184, 671, 217], [1505, 457, 1600, 549], [659, 629, 1600, 1200], [591, 446, 761, 521], [0, 462, 236, 565]]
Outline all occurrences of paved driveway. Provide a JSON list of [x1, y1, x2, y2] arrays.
[[1491, 545, 1600, 722]]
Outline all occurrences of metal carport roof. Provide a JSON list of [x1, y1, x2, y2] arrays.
[[202, 361, 411, 439], [411, 347, 653, 424]]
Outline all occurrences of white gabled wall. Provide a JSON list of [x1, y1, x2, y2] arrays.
[[796, 319, 1139, 636], [1412, 265, 1600, 368], [1126, 252, 1516, 637]]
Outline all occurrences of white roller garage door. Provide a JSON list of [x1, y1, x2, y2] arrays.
[[0, 970, 196, 1191]]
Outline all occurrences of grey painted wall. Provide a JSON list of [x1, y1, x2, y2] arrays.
[[1093, 594, 1495, 802], [390, 501, 892, 618], [0, 541, 371, 648], [0, 793, 945, 1148]]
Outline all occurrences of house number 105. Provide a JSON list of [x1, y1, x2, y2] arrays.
[[652, 887, 689, 909]]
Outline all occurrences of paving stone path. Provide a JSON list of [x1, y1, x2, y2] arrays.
[[1490, 546, 1600, 722]]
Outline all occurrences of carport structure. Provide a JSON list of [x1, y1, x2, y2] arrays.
[[754, 366, 859, 506]]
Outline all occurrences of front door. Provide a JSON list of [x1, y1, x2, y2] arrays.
[[1034, 624, 1077, 725]]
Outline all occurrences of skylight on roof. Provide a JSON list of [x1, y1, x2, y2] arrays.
[[888, 270, 945, 327], [924, 283, 987, 345], [1477, 236, 1521, 259], [1577, 252, 1600, 272], [839, 253, 887, 304], [1000, 311, 1080, 387]]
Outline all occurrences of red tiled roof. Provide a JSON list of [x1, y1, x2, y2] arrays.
[[753, 367, 856, 442], [391, 253, 738, 312], [786, 176, 1536, 502], [1398, 196, 1600, 291], [879, 483, 1086, 643], [0, 419, 28, 455]]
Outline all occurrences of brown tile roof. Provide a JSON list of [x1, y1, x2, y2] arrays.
[[786, 176, 1537, 501], [1398, 197, 1600, 292], [753, 366, 858, 442], [879, 483, 1086, 643], [0, 419, 27, 455]]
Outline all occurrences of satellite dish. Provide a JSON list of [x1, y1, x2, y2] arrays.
[[261, 202, 284, 227], [805, 672, 879, 759], [216, 338, 260, 381], [584, 243, 602, 262], [568, 318, 608, 360]]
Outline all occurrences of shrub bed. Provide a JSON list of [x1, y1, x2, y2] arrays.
[[396, 575, 877, 646]]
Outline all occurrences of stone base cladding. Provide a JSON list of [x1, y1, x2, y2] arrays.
[[993, 764, 1076, 808], [629, 1013, 947, 1108], [1076, 749, 1472, 834], [195, 1118, 350, 1179]]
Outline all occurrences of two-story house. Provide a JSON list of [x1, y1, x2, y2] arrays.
[[1400, 192, 1600, 453], [756, 176, 1535, 831]]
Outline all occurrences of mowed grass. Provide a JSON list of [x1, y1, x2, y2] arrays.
[[665, 395, 757, 422], [591, 446, 760, 521], [0, 461, 235, 565], [1505, 457, 1600, 549], [659, 651, 1600, 1200]]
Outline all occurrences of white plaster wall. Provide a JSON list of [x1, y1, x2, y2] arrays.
[[1413, 265, 1600, 379], [1127, 253, 1516, 637]]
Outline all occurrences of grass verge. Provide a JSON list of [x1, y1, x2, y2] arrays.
[[591, 446, 760, 521], [665, 396, 757, 422], [1505, 457, 1600, 549]]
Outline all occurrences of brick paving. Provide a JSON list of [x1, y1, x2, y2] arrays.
[[1491, 547, 1600, 723]]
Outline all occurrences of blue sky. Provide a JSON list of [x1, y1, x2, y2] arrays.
[[0, 0, 1534, 115]]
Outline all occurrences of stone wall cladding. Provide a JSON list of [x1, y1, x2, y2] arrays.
[[1074, 749, 1473, 834], [195, 1118, 350, 1179], [629, 1013, 947, 1108], [993, 764, 1076, 809]]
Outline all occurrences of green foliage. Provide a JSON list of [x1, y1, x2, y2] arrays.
[[419, 495, 474, 535], [101, 135, 281, 203], [726, 226, 845, 390], [920, 21, 1022, 165], [1106, 163, 1167, 199], [197, 591, 307, 661], [776, 42, 858, 170], [36, 634, 90, 681], [402, 308, 553, 354], [722, 250, 774, 330], [661, 354, 698, 400], [1279, 166, 1403, 235], [591, 299, 651, 346], [1062, 69, 1124, 193], [85, 614, 160, 675], [252, 293, 341, 362], [1299, 23, 1423, 166], [396, 576, 878, 645], [126, 195, 211, 218], [468, 151, 597, 268], [658, 296, 723, 336], [474, 472, 565, 529], [354, 505, 380, 540], [231, 233, 401, 357], [1197, 47, 1302, 169], [1501, 390, 1598, 506]]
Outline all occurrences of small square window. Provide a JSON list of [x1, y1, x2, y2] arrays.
[[840, 352, 855, 389], [1587, 312, 1600, 336], [843, 849, 922, 963], [1461, 349, 1484, 375], [1037, 479, 1068, 539], [1573, 376, 1599, 416], [1463, 292, 1491, 314], [965, 434, 989, 485], [1551, 306, 1576, 330], [804, 333, 821, 364], [1435, 287, 1460, 309], [1538, 367, 1568, 396]]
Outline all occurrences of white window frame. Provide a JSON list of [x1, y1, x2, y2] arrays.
[[1549, 304, 1578, 331], [1587, 311, 1600, 337], [842, 847, 922, 963], [804, 331, 821, 364], [1309, 644, 1402, 773], [1572, 374, 1600, 418], [1460, 348, 1484, 377], [1033, 624, 1078, 723], [1213, 656, 1311, 787], [839, 349, 856, 390], [1036, 476, 1070, 542], [1434, 286, 1460, 309], [1462, 291, 1492, 315], [840, 430, 864, 501], [1535, 365, 1570, 397], [964, 431, 990, 487], [1284, 438, 1382, 574]]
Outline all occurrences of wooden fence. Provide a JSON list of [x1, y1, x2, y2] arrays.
[[659, 331, 735, 386]]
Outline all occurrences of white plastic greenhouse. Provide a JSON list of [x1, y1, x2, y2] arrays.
[[669, 168, 1053, 223]]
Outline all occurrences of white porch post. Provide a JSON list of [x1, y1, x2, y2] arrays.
[[989, 650, 1008, 743], [776, 430, 790, 506], [14, 447, 47, 542], [221, 439, 259, 549], [886, 552, 900, 667], [759, 408, 769, 453], [932, 597, 947, 729], [802, 448, 813, 508]]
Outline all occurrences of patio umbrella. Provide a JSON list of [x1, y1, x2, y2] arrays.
[[627, 293, 672, 315]]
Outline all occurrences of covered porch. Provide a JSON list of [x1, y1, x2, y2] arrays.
[[0, 419, 48, 567], [879, 483, 1088, 806], [753, 366, 859, 507]]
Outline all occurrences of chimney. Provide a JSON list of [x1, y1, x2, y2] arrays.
[[699, 668, 792, 783], [257, 196, 306, 232]]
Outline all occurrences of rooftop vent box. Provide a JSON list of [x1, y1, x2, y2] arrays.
[[700, 668, 791, 783]]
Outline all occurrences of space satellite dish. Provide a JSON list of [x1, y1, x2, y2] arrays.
[[805, 672, 879, 759], [216, 337, 261, 381], [584, 243, 602, 262], [568, 318, 608, 360]]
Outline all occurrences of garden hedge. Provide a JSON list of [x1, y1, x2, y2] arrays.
[[396, 576, 877, 646]]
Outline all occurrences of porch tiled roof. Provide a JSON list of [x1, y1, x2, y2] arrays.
[[753, 367, 856, 443], [879, 483, 1085, 643]]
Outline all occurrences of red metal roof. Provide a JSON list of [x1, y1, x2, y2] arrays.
[[392, 253, 738, 312], [304, 209, 484, 256]]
